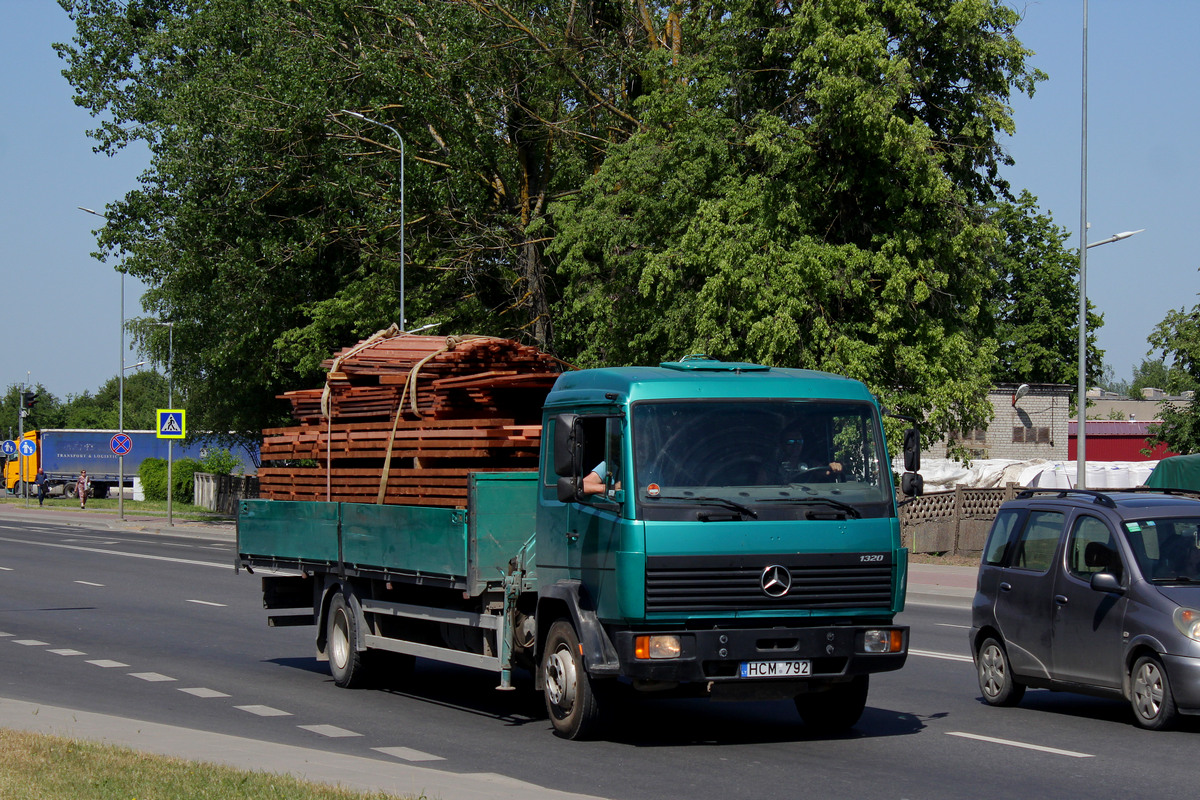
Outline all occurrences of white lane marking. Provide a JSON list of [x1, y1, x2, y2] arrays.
[[48, 649, 86, 656], [299, 724, 361, 738], [185, 599, 226, 607], [0, 535, 230, 569], [129, 672, 176, 682], [87, 659, 129, 668], [936, 623, 971, 629], [235, 705, 292, 717], [910, 648, 973, 663], [75, 581, 105, 587], [179, 687, 230, 698], [0, 566, 13, 571], [0, 632, 11, 637], [946, 731, 1094, 758], [374, 746, 445, 762], [63, 539, 121, 546], [12, 639, 48, 646]]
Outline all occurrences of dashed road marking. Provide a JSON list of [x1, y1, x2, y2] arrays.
[[235, 705, 292, 717], [0, 632, 10, 637], [946, 731, 1094, 758], [129, 672, 176, 682], [936, 623, 971, 629], [299, 724, 361, 738], [87, 659, 129, 668], [185, 599, 226, 607], [75, 581, 105, 587], [374, 746, 445, 762], [0, 566, 12, 571], [12, 639, 48, 647], [47, 649, 86, 656], [179, 687, 230, 698], [910, 648, 973, 663]]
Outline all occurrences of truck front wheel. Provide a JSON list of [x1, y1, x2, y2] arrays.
[[327, 593, 371, 688], [542, 619, 602, 740], [794, 675, 869, 733]]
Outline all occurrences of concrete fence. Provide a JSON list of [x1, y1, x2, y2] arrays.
[[193, 473, 259, 515], [899, 483, 1026, 556]]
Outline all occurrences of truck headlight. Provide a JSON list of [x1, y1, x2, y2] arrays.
[[1173, 607, 1200, 642], [635, 635, 682, 659], [862, 629, 905, 654]]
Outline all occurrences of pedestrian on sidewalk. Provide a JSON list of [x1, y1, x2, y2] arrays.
[[35, 469, 47, 507], [77, 470, 90, 509]]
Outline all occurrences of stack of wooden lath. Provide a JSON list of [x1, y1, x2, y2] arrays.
[[257, 333, 565, 507]]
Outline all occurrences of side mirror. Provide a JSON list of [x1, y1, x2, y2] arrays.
[[557, 475, 582, 503], [903, 427, 921, 473], [553, 414, 579, 478], [901, 471, 924, 497], [1090, 572, 1125, 595]]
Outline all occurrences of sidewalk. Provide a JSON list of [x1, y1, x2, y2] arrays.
[[905, 562, 976, 608]]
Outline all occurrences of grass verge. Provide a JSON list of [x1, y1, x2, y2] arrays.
[[0, 729, 422, 800]]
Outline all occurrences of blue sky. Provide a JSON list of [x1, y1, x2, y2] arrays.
[[1, 1, 1196, 404]]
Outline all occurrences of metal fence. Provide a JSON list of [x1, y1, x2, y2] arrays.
[[899, 483, 1025, 556]]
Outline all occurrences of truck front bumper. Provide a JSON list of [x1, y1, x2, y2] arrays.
[[610, 624, 908, 685]]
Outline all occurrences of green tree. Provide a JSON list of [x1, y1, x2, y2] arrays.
[[58, 0, 1046, 446], [1129, 357, 1198, 399], [550, 0, 1041, 439], [987, 192, 1100, 388]]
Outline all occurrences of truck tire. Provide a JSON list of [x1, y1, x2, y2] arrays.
[[793, 675, 869, 733], [327, 593, 371, 688], [542, 619, 602, 740]]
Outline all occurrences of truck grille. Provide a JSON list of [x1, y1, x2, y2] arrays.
[[645, 553, 893, 613]]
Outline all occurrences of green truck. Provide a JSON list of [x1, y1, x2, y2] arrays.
[[236, 357, 920, 739]]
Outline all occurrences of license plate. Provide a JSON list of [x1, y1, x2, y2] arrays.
[[739, 660, 812, 678]]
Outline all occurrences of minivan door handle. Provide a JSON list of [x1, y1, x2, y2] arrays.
[[1054, 594, 1068, 605], [999, 582, 1012, 592]]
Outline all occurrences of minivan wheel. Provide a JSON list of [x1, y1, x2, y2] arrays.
[[977, 637, 1025, 707], [1130, 655, 1178, 730]]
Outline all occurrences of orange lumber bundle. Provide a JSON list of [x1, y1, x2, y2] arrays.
[[259, 331, 567, 508]]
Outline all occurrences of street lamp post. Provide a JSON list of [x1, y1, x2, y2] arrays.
[[341, 109, 405, 329], [1075, 1, 1145, 489], [78, 205, 127, 518]]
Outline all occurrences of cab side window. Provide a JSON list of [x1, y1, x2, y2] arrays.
[[983, 509, 1022, 566], [1067, 516, 1122, 581], [1013, 510, 1064, 572]]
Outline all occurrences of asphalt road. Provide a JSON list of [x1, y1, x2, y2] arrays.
[[0, 509, 1197, 800]]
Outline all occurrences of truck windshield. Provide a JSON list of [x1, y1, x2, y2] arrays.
[[631, 400, 892, 521]]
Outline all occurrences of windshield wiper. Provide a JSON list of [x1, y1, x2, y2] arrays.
[[650, 495, 758, 519], [757, 496, 862, 519]]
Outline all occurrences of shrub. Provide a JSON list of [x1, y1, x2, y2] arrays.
[[139, 457, 202, 501], [199, 447, 244, 475]]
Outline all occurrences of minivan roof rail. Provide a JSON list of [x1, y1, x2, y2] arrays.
[[1014, 488, 1117, 507]]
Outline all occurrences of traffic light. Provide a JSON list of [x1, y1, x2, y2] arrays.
[[20, 391, 38, 409]]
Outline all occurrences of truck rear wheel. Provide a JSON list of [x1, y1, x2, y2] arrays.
[[794, 675, 869, 733], [542, 619, 602, 740], [327, 593, 371, 688]]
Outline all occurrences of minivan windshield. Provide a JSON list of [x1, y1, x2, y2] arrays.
[[1125, 517, 1200, 583], [631, 400, 891, 521]]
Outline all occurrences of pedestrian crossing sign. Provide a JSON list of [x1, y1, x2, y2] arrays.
[[157, 409, 186, 439]]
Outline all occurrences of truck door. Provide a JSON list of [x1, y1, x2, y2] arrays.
[[568, 417, 624, 608], [1050, 513, 1127, 689], [992, 509, 1065, 680]]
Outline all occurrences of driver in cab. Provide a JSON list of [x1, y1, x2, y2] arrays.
[[780, 430, 842, 483]]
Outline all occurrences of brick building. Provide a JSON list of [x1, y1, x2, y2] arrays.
[[925, 383, 1072, 461]]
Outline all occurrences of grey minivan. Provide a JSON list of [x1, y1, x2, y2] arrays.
[[971, 488, 1200, 730]]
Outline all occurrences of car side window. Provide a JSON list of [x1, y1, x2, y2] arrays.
[[1013, 510, 1064, 572], [983, 509, 1022, 566], [1067, 515, 1122, 581]]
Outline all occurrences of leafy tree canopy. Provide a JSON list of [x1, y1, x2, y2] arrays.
[[56, 0, 1056, 446]]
